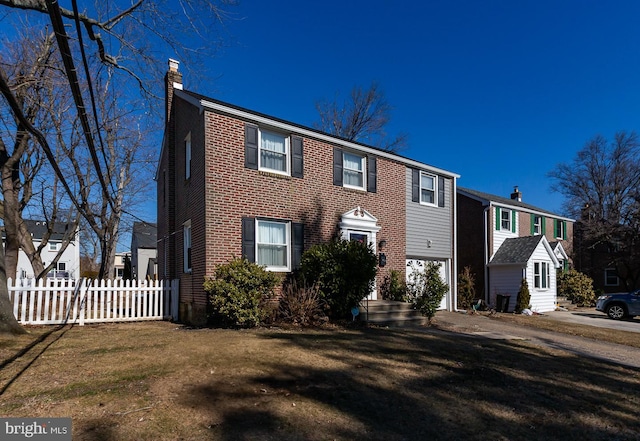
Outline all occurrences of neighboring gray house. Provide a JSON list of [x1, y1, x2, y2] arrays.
[[130, 222, 157, 280]]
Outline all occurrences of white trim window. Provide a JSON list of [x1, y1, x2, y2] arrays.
[[343, 152, 366, 190], [259, 129, 289, 175], [257, 220, 290, 271], [49, 242, 59, 251], [604, 268, 619, 287], [534, 261, 551, 289], [556, 220, 566, 239], [420, 172, 436, 205], [183, 220, 192, 273], [501, 209, 512, 231], [185, 132, 191, 180], [533, 215, 542, 235]]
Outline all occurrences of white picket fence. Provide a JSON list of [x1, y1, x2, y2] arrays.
[[7, 278, 179, 326]]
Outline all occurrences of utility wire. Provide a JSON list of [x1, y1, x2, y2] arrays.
[[71, 0, 115, 192], [44, 0, 114, 209]]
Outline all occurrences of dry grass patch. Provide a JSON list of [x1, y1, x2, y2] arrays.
[[1, 321, 639, 440]]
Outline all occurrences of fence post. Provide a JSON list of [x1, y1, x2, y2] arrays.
[[78, 278, 87, 326]]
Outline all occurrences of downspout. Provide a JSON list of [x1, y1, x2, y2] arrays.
[[483, 204, 490, 304], [452, 178, 458, 311]]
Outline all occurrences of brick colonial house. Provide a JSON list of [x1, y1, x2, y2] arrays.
[[457, 186, 574, 312], [157, 60, 460, 325]]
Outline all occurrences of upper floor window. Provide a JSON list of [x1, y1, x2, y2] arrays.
[[333, 147, 376, 192], [245, 124, 303, 178], [420, 172, 436, 205], [49, 242, 59, 251], [604, 268, 619, 286], [534, 261, 551, 289], [555, 219, 566, 239], [532, 215, 542, 235], [343, 152, 365, 190], [185, 132, 191, 180], [259, 129, 289, 174], [501, 208, 512, 231]]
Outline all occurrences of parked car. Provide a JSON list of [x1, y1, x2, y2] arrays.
[[596, 289, 640, 320]]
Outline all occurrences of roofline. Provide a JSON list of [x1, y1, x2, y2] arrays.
[[457, 188, 574, 222], [175, 90, 461, 179]]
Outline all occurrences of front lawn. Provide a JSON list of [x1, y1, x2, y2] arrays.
[[1, 320, 639, 440]]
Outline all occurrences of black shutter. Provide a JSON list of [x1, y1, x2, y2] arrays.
[[438, 176, 445, 207], [292, 222, 304, 270], [411, 169, 420, 202], [244, 124, 258, 170], [333, 147, 343, 186], [241, 217, 255, 262], [291, 136, 304, 178], [367, 156, 377, 193]]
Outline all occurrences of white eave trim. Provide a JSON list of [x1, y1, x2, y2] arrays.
[[175, 90, 460, 179]]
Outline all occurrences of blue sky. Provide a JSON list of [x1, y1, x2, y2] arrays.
[[174, 0, 640, 217]]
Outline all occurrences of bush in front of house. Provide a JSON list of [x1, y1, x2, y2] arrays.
[[558, 269, 596, 306], [380, 269, 407, 302], [406, 261, 448, 323], [278, 279, 327, 326], [298, 239, 377, 319], [457, 266, 476, 310], [204, 258, 279, 328], [515, 278, 531, 313]]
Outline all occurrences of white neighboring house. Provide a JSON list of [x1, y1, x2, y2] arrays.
[[131, 222, 157, 280], [12, 219, 80, 280], [113, 252, 130, 279]]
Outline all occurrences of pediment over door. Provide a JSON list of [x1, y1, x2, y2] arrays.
[[339, 206, 381, 233]]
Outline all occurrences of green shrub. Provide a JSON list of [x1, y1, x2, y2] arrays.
[[558, 270, 596, 306], [457, 266, 476, 310], [380, 270, 407, 301], [298, 239, 377, 318], [204, 258, 279, 328], [278, 280, 327, 326], [515, 278, 531, 313], [406, 261, 448, 322]]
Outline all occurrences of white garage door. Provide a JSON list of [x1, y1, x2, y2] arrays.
[[406, 259, 450, 310]]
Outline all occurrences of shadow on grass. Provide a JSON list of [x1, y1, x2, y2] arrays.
[[181, 327, 640, 441]]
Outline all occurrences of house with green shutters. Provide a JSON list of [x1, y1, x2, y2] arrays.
[[457, 186, 573, 313]]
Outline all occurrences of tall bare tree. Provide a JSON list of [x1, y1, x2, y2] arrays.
[[315, 82, 407, 152], [549, 131, 640, 290], [0, 0, 233, 332]]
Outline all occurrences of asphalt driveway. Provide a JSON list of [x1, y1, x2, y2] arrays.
[[433, 308, 640, 368], [545, 307, 640, 333]]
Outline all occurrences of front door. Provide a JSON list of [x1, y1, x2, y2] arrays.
[[348, 230, 377, 300]]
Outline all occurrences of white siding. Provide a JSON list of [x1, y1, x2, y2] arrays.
[[489, 266, 524, 311], [491, 206, 518, 257], [526, 244, 557, 313]]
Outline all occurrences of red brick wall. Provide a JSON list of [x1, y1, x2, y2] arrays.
[[457, 195, 487, 298], [163, 108, 407, 317]]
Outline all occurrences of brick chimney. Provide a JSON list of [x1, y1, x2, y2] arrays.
[[510, 186, 522, 202], [165, 58, 183, 124]]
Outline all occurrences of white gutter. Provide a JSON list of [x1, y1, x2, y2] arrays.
[[452, 177, 458, 312]]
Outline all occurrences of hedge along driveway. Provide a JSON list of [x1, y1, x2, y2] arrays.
[[0, 321, 639, 440]]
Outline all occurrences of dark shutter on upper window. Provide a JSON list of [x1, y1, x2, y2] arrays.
[[438, 176, 445, 207], [367, 156, 377, 193], [291, 136, 304, 178], [530, 214, 536, 235], [292, 222, 304, 270], [244, 124, 258, 170], [495, 207, 501, 230], [241, 217, 255, 263], [512, 210, 517, 233], [411, 169, 420, 202], [333, 147, 343, 186]]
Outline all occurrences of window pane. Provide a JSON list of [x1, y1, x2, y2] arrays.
[[420, 174, 435, 204], [501, 210, 510, 230], [343, 152, 363, 171], [344, 169, 363, 187], [258, 221, 288, 267], [261, 131, 287, 172]]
